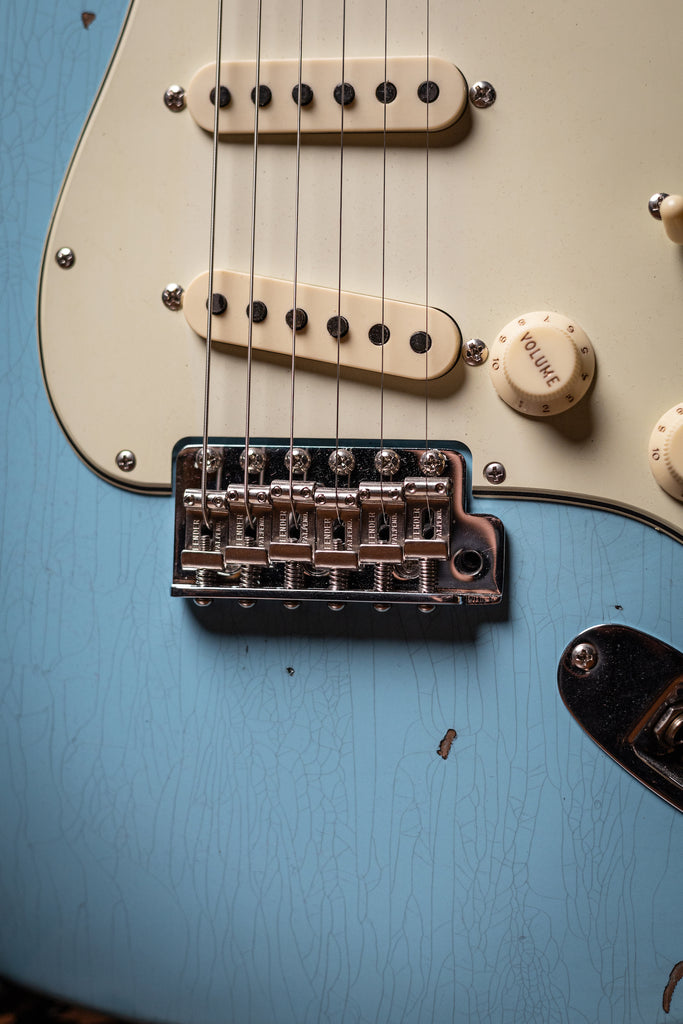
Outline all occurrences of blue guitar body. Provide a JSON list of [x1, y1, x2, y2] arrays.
[[1, 2, 682, 1022]]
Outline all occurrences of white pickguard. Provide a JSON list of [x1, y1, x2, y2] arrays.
[[39, 0, 683, 541]]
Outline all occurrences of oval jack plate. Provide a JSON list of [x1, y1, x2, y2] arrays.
[[558, 625, 683, 813]]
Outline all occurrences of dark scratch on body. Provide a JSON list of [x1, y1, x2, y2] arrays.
[[437, 728, 457, 759], [663, 961, 683, 1013]]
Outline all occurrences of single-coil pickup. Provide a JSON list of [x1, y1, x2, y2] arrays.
[[186, 57, 467, 135], [183, 271, 461, 381]]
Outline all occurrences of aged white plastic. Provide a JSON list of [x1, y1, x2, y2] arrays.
[[38, 0, 683, 541], [182, 270, 460, 379], [649, 404, 683, 501], [187, 57, 468, 134]]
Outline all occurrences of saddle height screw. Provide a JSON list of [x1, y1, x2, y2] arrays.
[[469, 81, 496, 108], [483, 462, 506, 484], [164, 84, 186, 111], [116, 450, 136, 472], [162, 283, 183, 310], [570, 642, 598, 672], [56, 247, 75, 268]]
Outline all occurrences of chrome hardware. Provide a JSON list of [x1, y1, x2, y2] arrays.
[[648, 192, 668, 219], [570, 641, 598, 672], [164, 84, 186, 111], [172, 443, 505, 608], [116, 449, 136, 471], [469, 81, 496, 108], [483, 461, 506, 484], [55, 247, 75, 268], [463, 338, 488, 365], [162, 283, 183, 310], [558, 625, 683, 813], [194, 447, 222, 472]]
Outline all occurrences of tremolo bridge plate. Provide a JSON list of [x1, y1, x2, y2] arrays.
[[172, 443, 504, 608]]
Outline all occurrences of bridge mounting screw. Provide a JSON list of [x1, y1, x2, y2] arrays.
[[469, 81, 496, 108], [116, 450, 136, 472], [483, 462, 506, 484], [285, 448, 311, 475], [162, 283, 183, 310], [419, 449, 447, 476], [164, 84, 186, 111], [570, 642, 598, 672], [56, 247, 75, 268], [463, 338, 488, 365]]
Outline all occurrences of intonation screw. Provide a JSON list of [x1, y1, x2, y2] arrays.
[[116, 450, 136, 472], [570, 642, 598, 672], [463, 338, 488, 365], [164, 85, 186, 111], [56, 247, 75, 268], [162, 283, 183, 310], [483, 462, 506, 485], [469, 81, 496, 108]]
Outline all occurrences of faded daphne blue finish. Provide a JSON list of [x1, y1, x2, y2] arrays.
[[1, 2, 682, 1023]]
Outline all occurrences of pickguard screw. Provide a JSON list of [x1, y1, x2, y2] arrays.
[[162, 283, 183, 310], [570, 642, 598, 672], [56, 247, 75, 268], [469, 81, 496, 108], [483, 462, 506, 484], [164, 84, 186, 111], [116, 450, 136, 472], [463, 338, 488, 365], [648, 192, 669, 219]]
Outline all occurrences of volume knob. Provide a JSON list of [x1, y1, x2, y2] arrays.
[[649, 404, 683, 501], [489, 311, 595, 416]]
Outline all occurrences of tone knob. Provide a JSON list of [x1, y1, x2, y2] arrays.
[[489, 311, 595, 416], [649, 403, 683, 501]]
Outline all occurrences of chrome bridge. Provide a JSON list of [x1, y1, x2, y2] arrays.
[[172, 442, 504, 609]]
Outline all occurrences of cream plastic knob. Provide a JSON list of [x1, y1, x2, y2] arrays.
[[660, 195, 683, 244], [489, 311, 595, 416], [649, 403, 683, 501]]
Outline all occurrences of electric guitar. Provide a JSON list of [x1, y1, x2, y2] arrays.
[[1, 1, 682, 1021]]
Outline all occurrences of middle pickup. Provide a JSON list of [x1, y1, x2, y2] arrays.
[[183, 270, 461, 381], [186, 57, 468, 135]]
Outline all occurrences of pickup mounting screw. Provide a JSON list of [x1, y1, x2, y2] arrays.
[[116, 450, 136, 472], [570, 642, 598, 672], [56, 247, 75, 268], [162, 283, 183, 310], [463, 338, 488, 365], [483, 462, 506, 484], [164, 85, 186, 111], [469, 81, 496, 108]]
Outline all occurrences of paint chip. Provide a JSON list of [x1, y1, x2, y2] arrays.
[[286, 666, 295, 676], [81, 12, 96, 28], [437, 728, 457, 760]]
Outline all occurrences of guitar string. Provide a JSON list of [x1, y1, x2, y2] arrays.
[[333, 0, 347, 518], [378, 0, 389, 519], [288, 0, 306, 521], [200, 0, 225, 531], [424, 0, 431, 455], [242, 0, 265, 526]]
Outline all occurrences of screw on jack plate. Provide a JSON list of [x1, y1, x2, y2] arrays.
[[483, 462, 506, 484], [570, 642, 598, 672], [56, 247, 75, 268], [469, 81, 496, 108], [116, 450, 136, 472]]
